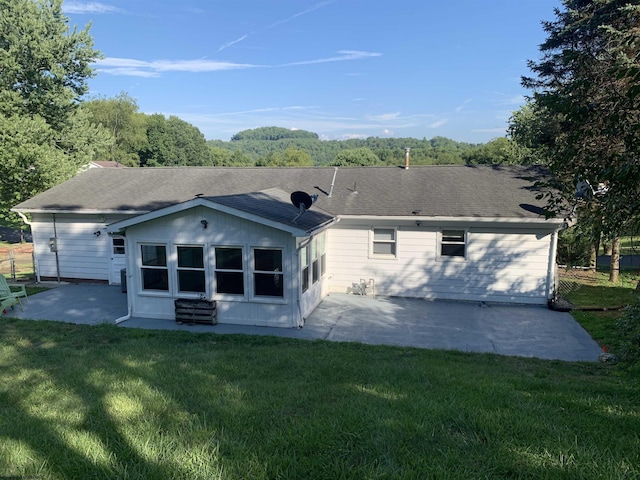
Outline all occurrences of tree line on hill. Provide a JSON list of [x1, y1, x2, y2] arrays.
[[81, 96, 537, 168]]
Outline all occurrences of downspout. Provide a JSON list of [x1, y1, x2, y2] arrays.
[[114, 305, 132, 325], [294, 244, 304, 328], [52, 214, 61, 283], [546, 229, 560, 301], [17, 212, 41, 283]]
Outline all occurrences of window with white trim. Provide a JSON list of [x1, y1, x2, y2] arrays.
[[301, 245, 309, 293], [214, 247, 244, 295], [372, 228, 396, 256], [140, 244, 169, 291], [318, 233, 327, 276], [112, 237, 125, 255], [253, 248, 283, 297], [311, 238, 319, 284], [177, 246, 205, 293], [440, 230, 466, 258]]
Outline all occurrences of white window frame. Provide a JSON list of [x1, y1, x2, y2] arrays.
[[175, 244, 207, 297], [212, 245, 246, 300], [251, 247, 285, 302], [139, 243, 170, 295], [300, 233, 327, 295], [370, 227, 398, 259], [438, 229, 468, 260], [300, 243, 310, 294]]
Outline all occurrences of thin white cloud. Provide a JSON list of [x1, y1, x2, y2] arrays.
[[96, 57, 265, 76], [63, 2, 123, 14], [281, 50, 382, 67], [97, 48, 380, 77], [98, 68, 160, 78], [428, 119, 449, 128], [268, 1, 334, 28], [172, 105, 435, 141], [456, 99, 472, 112], [218, 34, 249, 52], [368, 112, 400, 121], [336, 133, 368, 140]]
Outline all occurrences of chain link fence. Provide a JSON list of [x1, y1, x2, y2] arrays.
[[0, 245, 35, 282]]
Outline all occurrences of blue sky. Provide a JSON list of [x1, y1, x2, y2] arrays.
[[63, 0, 561, 144]]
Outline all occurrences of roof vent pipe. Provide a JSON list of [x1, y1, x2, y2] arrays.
[[404, 147, 410, 170], [328, 167, 338, 197]]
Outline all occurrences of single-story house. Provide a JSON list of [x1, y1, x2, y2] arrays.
[[12, 165, 566, 327]]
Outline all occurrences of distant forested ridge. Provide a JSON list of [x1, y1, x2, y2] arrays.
[[231, 126, 319, 141], [82, 94, 528, 167], [208, 131, 498, 166]]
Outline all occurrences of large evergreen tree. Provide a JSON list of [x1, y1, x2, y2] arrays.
[[522, 0, 640, 235]]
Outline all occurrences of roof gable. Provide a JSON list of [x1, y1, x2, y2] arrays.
[[107, 188, 336, 237]]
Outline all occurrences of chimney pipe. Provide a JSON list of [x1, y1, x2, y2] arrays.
[[404, 147, 410, 170]]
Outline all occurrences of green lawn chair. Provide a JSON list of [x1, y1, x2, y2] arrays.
[[0, 275, 28, 307], [1, 295, 21, 314]]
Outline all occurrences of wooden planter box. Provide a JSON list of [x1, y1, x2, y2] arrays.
[[174, 299, 217, 325]]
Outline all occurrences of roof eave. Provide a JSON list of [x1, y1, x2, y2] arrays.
[[337, 214, 566, 227], [106, 198, 336, 238], [12, 207, 150, 215]]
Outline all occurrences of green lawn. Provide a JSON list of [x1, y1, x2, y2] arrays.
[[0, 318, 638, 479]]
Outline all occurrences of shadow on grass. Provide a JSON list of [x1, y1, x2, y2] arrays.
[[0, 320, 638, 479]]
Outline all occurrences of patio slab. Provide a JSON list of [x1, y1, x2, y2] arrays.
[[5, 284, 603, 362]]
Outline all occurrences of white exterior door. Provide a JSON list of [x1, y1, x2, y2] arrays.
[[109, 236, 127, 285]]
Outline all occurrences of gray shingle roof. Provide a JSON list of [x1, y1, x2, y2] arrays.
[[13, 165, 556, 219], [205, 188, 335, 233]]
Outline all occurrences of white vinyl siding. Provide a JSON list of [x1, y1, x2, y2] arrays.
[[29, 213, 133, 282], [328, 222, 555, 305], [123, 206, 298, 327]]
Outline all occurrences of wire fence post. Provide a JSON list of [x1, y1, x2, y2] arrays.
[[10, 250, 16, 282]]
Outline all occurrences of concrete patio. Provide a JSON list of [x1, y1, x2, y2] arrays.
[[5, 283, 603, 362]]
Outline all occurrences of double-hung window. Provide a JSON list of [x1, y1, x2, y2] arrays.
[[177, 246, 205, 293], [440, 230, 466, 258], [254, 248, 283, 297], [301, 245, 310, 293], [372, 228, 396, 257], [318, 233, 327, 276], [311, 239, 320, 284], [141, 244, 169, 291], [214, 247, 244, 295]]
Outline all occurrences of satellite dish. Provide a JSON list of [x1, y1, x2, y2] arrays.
[[575, 180, 594, 201], [290, 191, 317, 224], [291, 191, 313, 210]]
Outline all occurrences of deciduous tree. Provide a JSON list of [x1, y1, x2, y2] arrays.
[[0, 0, 105, 226]]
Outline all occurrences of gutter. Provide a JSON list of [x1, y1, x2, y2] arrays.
[[12, 208, 150, 215], [336, 215, 565, 225]]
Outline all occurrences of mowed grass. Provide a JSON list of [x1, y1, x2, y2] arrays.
[[562, 270, 639, 353], [0, 319, 638, 479]]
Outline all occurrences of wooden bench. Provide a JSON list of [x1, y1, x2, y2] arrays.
[[174, 299, 217, 325]]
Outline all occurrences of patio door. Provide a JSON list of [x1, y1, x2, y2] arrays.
[[109, 236, 127, 285]]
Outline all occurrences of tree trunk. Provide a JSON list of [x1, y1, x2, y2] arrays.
[[603, 241, 613, 256], [609, 236, 620, 283], [588, 241, 598, 270]]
